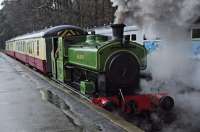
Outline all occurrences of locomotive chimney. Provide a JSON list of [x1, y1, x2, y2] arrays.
[[111, 24, 127, 46], [111, 24, 125, 40]]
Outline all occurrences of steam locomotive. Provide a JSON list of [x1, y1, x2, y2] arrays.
[[5, 24, 174, 114]]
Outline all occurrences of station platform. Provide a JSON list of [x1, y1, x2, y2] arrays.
[[0, 52, 143, 132]]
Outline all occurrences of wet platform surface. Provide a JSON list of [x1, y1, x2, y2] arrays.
[[0, 53, 142, 132], [0, 54, 83, 132]]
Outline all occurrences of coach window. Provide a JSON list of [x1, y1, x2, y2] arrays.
[[23, 41, 25, 52], [22, 42, 23, 51], [27, 43, 28, 53], [30, 42, 32, 54], [21, 42, 23, 51], [32, 41, 34, 55], [192, 28, 200, 39], [143, 35, 147, 40], [131, 34, 137, 41], [37, 40, 39, 56], [29, 42, 31, 53], [125, 35, 130, 41], [19, 42, 20, 51], [30, 42, 33, 54], [28, 43, 29, 53], [28, 42, 31, 54], [20, 42, 21, 51], [24, 41, 25, 52], [17, 42, 18, 51]]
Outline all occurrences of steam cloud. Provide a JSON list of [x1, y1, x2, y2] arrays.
[[110, 0, 200, 131], [110, 0, 200, 27]]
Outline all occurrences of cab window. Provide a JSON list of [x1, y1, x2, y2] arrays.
[[131, 34, 136, 41], [192, 28, 200, 39]]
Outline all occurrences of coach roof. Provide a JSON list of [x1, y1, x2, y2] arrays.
[[8, 25, 87, 41]]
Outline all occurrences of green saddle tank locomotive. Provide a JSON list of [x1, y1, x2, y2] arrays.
[[52, 24, 174, 113]]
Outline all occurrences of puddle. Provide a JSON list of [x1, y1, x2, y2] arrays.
[[40, 89, 104, 132], [0, 56, 5, 62], [40, 89, 79, 124], [40, 89, 70, 111]]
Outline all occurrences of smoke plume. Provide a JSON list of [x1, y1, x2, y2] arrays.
[[110, 0, 200, 131]]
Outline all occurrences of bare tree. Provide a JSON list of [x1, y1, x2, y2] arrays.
[[0, 0, 115, 49]]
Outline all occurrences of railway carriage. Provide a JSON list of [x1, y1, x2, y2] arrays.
[[5, 25, 87, 74], [90, 25, 160, 53]]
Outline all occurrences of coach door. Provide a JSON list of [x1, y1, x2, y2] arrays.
[[51, 37, 58, 79], [45, 38, 53, 74]]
